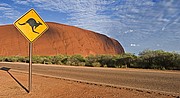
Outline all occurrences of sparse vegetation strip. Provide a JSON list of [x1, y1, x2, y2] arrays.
[[0, 50, 179, 70]]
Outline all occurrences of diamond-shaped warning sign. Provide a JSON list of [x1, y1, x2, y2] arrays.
[[14, 9, 48, 43]]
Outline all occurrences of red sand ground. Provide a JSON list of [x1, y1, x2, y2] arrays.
[[0, 22, 124, 56], [0, 70, 175, 98]]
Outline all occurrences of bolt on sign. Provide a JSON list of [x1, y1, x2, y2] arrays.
[[14, 8, 48, 43]]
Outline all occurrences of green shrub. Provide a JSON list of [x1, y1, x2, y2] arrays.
[[66, 55, 85, 66], [92, 62, 101, 67], [52, 55, 66, 65], [137, 50, 180, 70], [85, 55, 98, 66]]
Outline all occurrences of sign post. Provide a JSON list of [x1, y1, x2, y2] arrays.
[[14, 9, 48, 93], [29, 42, 32, 92]]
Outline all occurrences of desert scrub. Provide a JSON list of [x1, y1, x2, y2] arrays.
[[66, 55, 85, 66], [0, 50, 179, 70], [1, 56, 26, 62]]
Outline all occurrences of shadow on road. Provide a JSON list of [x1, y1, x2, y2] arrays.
[[0, 67, 29, 93]]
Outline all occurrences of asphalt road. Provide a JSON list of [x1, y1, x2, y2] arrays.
[[0, 62, 179, 95]]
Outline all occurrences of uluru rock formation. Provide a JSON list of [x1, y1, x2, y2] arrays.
[[0, 22, 124, 56]]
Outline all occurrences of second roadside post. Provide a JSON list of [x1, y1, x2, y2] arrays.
[[14, 8, 49, 93]]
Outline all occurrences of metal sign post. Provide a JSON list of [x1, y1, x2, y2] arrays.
[[29, 42, 32, 92]]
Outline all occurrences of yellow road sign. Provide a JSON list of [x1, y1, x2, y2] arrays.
[[14, 9, 48, 43]]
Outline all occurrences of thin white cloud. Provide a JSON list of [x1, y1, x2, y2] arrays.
[[124, 30, 134, 34], [130, 44, 140, 47], [0, 3, 11, 7], [12, 0, 30, 5], [0, 3, 20, 20]]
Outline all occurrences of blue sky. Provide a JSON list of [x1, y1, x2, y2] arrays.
[[0, 0, 180, 54]]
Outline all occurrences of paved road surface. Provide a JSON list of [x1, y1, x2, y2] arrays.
[[0, 62, 179, 95]]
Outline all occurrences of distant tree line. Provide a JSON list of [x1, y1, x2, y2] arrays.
[[0, 50, 179, 70]]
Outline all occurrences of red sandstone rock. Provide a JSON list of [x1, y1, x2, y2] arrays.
[[0, 22, 124, 56]]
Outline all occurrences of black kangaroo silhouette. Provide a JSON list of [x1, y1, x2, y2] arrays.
[[18, 18, 42, 34]]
